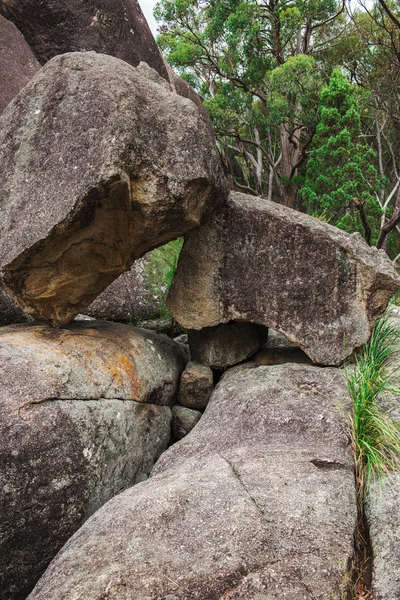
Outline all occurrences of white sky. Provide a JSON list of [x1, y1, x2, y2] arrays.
[[139, 0, 376, 37], [139, 0, 159, 36]]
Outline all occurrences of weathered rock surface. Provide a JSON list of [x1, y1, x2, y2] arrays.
[[0, 0, 168, 77], [0, 15, 40, 113], [0, 0, 211, 123], [0, 52, 227, 326], [188, 321, 269, 368], [168, 192, 400, 365], [172, 405, 202, 440], [366, 473, 400, 600], [85, 256, 155, 322], [29, 364, 356, 599], [0, 320, 186, 600], [178, 361, 214, 409]]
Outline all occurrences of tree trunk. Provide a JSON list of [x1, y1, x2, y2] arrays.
[[279, 123, 301, 209]]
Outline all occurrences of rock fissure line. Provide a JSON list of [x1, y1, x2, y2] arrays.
[[346, 478, 374, 600], [17, 394, 168, 419], [310, 458, 347, 471], [219, 453, 265, 518]]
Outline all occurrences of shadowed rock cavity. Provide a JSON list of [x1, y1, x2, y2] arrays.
[[167, 191, 400, 366], [188, 321, 269, 368], [0, 52, 228, 326], [28, 365, 356, 599], [0, 320, 187, 599]]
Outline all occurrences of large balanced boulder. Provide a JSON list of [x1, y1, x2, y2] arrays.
[[29, 364, 356, 599], [0, 15, 40, 114], [0, 52, 227, 326], [168, 192, 400, 365], [0, 320, 186, 600]]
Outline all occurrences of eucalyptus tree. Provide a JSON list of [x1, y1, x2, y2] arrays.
[[155, 0, 347, 208]]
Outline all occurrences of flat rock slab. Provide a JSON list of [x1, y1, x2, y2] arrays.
[[168, 192, 400, 365], [0, 52, 227, 325], [30, 364, 356, 599], [0, 321, 186, 599], [0, 14, 39, 113]]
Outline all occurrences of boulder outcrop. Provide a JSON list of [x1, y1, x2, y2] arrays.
[[168, 192, 400, 365], [0, 320, 186, 599], [0, 15, 40, 114], [29, 364, 356, 599], [0, 0, 168, 76], [0, 0, 211, 122], [0, 52, 227, 326]]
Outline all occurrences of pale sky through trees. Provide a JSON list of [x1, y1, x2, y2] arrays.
[[139, 0, 375, 36]]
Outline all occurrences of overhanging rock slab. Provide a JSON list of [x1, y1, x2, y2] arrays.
[[168, 192, 400, 365]]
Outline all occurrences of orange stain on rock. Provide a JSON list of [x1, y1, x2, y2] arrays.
[[109, 354, 143, 400]]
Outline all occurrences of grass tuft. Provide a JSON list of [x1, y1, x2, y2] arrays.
[[346, 315, 400, 492]]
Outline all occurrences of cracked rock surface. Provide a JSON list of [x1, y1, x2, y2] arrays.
[[0, 52, 227, 326], [167, 192, 400, 365], [29, 364, 356, 600], [0, 320, 187, 600]]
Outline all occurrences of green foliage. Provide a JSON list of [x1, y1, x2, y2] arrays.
[[155, 0, 345, 202], [300, 69, 383, 241], [345, 315, 400, 490], [143, 238, 183, 320]]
